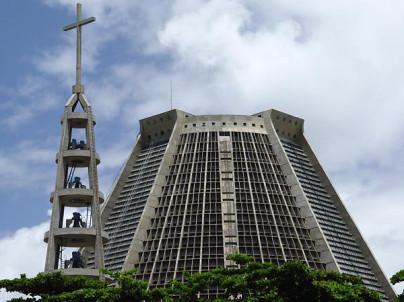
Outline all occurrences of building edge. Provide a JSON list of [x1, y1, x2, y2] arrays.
[[122, 110, 188, 272], [258, 109, 340, 271], [299, 132, 397, 300]]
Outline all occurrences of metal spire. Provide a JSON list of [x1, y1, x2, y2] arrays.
[[63, 3, 95, 94]]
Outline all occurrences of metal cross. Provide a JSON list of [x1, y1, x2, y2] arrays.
[[63, 3, 96, 94]]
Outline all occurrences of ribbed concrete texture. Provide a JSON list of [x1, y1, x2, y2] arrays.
[[93, 109, 396, 301]]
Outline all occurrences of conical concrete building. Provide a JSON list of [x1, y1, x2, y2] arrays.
[[92, 109, 395, 300]]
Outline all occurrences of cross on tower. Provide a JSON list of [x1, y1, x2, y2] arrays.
[[63, 3, 95, 94]]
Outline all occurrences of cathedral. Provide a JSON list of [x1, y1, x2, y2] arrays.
[[43, 3, 396, 301]]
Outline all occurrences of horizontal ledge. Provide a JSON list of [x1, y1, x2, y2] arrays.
[[52, 268, 101, 278], [50, 189, 104, 206], [56, 150, 100, 167], [44, 228, 108, 247], [62, 112, 96, 127]]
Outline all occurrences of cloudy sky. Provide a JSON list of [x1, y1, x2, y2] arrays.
[[1, 0, 404, 299]]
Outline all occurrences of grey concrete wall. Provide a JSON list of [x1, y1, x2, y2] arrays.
[[122, 110, 187, 270], [259, 109, 339, 271]]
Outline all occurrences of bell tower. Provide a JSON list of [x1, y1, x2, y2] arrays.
[[44, 3, 107, 278]]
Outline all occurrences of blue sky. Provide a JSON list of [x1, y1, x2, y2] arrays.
[[1, 0, 404, 298], [0, 0, 66, 232]]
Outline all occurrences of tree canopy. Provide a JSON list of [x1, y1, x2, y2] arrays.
[[0, 254, 382, 302], [390, 269, 404, 302]]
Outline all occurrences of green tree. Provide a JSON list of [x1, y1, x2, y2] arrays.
[[0, 254, 381, 302], [169, 254, 380, 302], [0, 270, 165, 302], [391, 269, 404, 302]]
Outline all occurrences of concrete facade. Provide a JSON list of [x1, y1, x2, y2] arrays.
[[96, 109, 395, 300]]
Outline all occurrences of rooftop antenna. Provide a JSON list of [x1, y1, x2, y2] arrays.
[[170, 79, 173, 110]]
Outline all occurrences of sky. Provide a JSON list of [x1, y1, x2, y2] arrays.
[[1, 0, 404, 299]]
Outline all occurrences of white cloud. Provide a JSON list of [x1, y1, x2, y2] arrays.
[[0, 141, 56, 189], [0, 76, 59, 128], [0, 291, 24, 302], [0, 223, 48, 279], [0, 223, 48, 302], [99, 143, 131, 171], [154, 0, 404, 169], [335, 166, 404, 294]]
